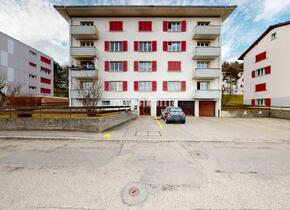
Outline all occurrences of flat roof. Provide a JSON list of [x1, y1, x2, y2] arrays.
[[54, 5, 236, 22]]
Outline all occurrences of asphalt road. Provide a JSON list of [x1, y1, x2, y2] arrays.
[[0, 139, 290, 210]]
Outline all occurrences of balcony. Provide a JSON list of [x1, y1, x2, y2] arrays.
[[192, 47, 221, 60], [193, 68, 220, 80], [193, 25, 221, 40], [70, 67, 98, 79], [193, 90, 220, 99], [71, 25, 98, 40], [70, 47, 97, 59]]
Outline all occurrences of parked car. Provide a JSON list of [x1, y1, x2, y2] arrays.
[[161, 106, 186, 124]]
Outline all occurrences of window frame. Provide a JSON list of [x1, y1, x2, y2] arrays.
[[167, 81, 181, 92], [109, 81, 123, 92], [138, 81, 152, 92], [168, 41, 181, 52], [109, 41, 123, 52], [168, 21, 181, 32]]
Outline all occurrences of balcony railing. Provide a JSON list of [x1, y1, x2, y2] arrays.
[[193, 25, 221, 40], [193, 68, 220, 79], [193, 90, 220, 99], [70, 47, 97, 58], [192, 47, 221, 60], [70, 67, 98, 79], [71, 25, 99, 40]]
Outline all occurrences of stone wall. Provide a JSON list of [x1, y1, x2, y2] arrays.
[[221, 110, 270, 118], [0, 111, 137, 132]]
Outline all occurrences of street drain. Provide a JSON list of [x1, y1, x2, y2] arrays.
[[135, 131, 161, 137], [190, 150, 209, 160], [121, 182, 148, 206]]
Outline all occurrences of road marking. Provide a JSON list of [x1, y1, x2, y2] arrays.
[[103, 133, 111, 139], [156, 119, 163, 129]]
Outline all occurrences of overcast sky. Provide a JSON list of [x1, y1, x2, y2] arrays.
[[1, 0, 290, 65]]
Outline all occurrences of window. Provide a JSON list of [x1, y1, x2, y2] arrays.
[[81, 41, 94, 47], [168, 42, 181, 52], [139, 81, 152, 92], [197, 21, 210, 26], [41, 88, 51, 94], [197, 81, 209, 90], [168, 61, 181, 71], [81, 81, 93, 89], [110, 61, 123, 72], [138, 42, 152, 52], [41, 77, 51, 84], [40, 56, 51, 65], [29, 74, 37, 79], [41, 67, 51, 74], [139, 21, 152, 31], [80, 21, 94, 26], [29, 62, 37, 67], [271, 32, 276, 41], [80, 61, 95, 69], [110, 81, 123, 92], [123, 100, 131, 106], [197, 41, 209, 47], [256, 51, 266, 62], [197, 61, 209, 68], [110, 41, 123, 52], [256, 68, 265, 77], [139, 61, 152, 72], [168, 22, 181, 32], [168, 81, 181, 92], [109, 21, 123, 31], [102, 100, 110, 106], [29, 50, 37, 57], [29, 86, 36, 90], [256, 99, 265, 106]]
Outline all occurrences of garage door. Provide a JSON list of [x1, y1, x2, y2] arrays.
[[178, 101, 194, 116], [199, 101, 215, 117]]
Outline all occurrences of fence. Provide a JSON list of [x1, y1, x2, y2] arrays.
[[0, 106, 131, 118]]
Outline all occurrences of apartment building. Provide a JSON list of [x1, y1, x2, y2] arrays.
[[55, 5, 236, 116], [239, 21, 290, 107], [0, 32, 54, 96]]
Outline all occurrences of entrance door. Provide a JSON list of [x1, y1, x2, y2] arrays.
[[139, 100, 151, 116], [178, 101, 194, 116], [156, 100, 174, 116], [199, 101, 215, 117]]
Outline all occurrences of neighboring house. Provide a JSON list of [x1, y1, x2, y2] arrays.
[[54, 5, 236, 117], [239, 21, 290, 107], [0, 32, 54, 96], [223, 71, 244, 95]]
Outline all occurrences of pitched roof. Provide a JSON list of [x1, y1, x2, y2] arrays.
[[238, 20, 290, 60]]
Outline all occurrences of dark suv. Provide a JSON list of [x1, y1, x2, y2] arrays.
[[161, 107, 186, 124]]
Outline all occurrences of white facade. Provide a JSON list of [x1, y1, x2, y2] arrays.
[[223, 72, 244, 95], [240, 22, 290, 107], [0, 32, 54, 96], [55, 5, 235, 116]]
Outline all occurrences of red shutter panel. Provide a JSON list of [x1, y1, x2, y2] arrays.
[[265, 66, 271, 74], [123, 41, 128, 51], [148, 21, 152, 31], [134, 61, 139, 71], [251, 99, 255, 106], [119, 21, 123, 31], [134, 81, 139, 91], [104, 41, 109, 51], [138, 21, 143, 31], [265, 98, 271, 107], [252, 70, 256, 78], [181, 81, 186, 91], [181, 20, 186, 32], [105, 61, 109, 71], [255, 83, 266, 92], [177, 61, 181, 71], [134, 41, 138, 51], [152, 81, 157, 91], [152, 61, 157, 72], [181, 41, 186, 51], [163, 41, 168, 51], [163, 21, 168, 31], [123, 81, 128, 91], [163, 81, 168, 91], [104, 81, 110, 91], [152, 41, 157, 51], [256, 51, 266, 62], [122, 61, 127, 72]]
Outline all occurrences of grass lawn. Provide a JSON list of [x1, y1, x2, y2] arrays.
[[222, 94, 243, 106]]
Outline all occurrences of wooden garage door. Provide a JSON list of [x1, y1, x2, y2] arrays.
[[178, 101, 194, 116], [199, 101, 215, 117]]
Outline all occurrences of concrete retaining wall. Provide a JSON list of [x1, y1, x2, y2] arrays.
[[222, 110, 270, 118], [270, 109, 290, 120], [0, 111, 137, 132]]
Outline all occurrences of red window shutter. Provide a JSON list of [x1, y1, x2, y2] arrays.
[[123, 81, 128, 91], [134, 81, 139, 91], [265, 66, 271, 74], [181, 41, 186, 51], [163, 81, 168, 91], [255, 83, 266, 92], [109, 21, 123, 31], [104, 81, 110, 91], [134, 41, 138, 51], [152, 61, 157, 72], [122, 61, 127, 72], [163, 41, 168, 51], [147, 21, 152, 31], [251, 99, 255, 106], [163, 21, 168, 31], [177, 61, 181, 70], [152, 81, 157, 91], [139, 21, 152, 31], [104, 41, 109, 51], [40, 56, 51, 65], [134, 61, 139, 71], [168, 61, 181, 71], [181, 81, 186, 91], [152, 41, 157, 51], [123, 41, 128, 51], [105, 61, 109, 71], [181, 20, 186, 32], [252, 70, 255, 78], [265, 98, 271, 107], [256, 51, 266, 62]]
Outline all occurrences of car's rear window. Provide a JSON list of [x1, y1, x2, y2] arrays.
[[170, 108, 182, 112]]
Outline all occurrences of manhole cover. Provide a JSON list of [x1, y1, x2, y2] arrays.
[[135, 131, 161, 137], [190, 150, 208, 160], [121, 182, 148, 206]]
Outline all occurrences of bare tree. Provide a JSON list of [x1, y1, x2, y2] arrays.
[[0, 74, 21, 107], [222, 61, 243, 95]]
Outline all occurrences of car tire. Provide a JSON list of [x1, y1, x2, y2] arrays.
[[182, 120, 186, 124], [165, 118, 168, 124]]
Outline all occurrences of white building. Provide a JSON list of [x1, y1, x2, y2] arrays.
[[239, 21, 290, 107], [223, 71, 244, 95], [55, 5, 236, 116], [0, 32, 54, 96]]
